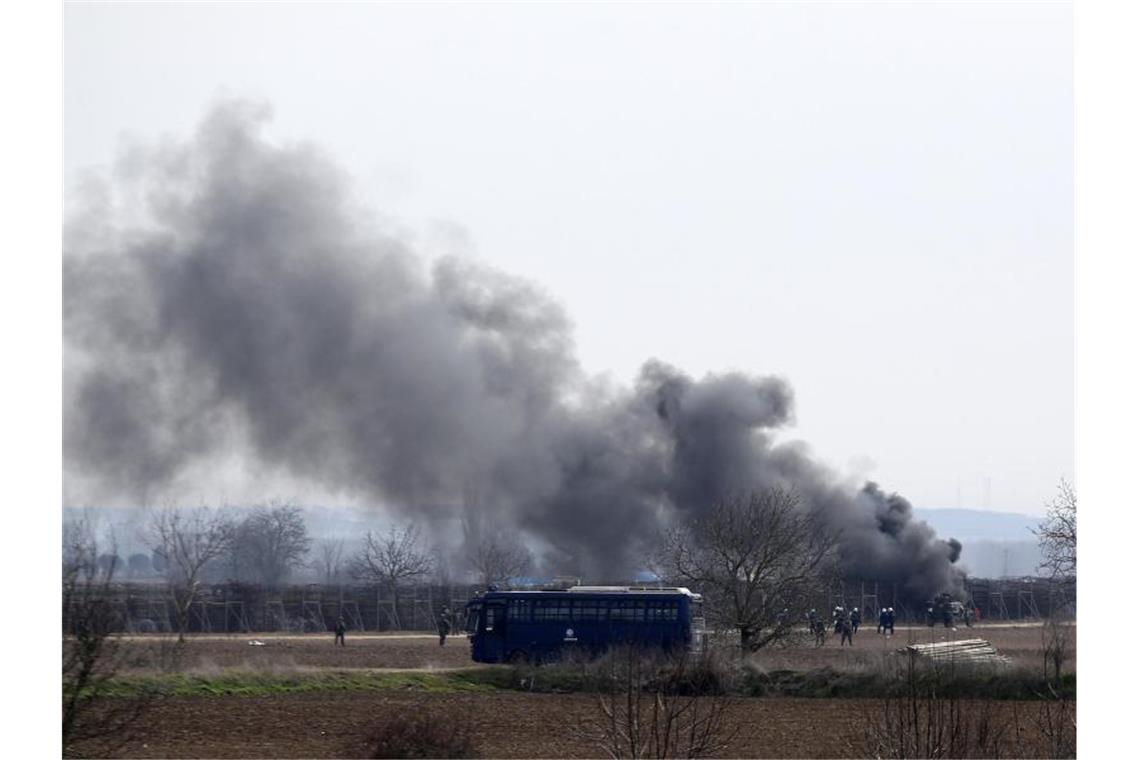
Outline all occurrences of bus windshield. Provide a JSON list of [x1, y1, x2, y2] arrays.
[[464, 604, 482, 634]]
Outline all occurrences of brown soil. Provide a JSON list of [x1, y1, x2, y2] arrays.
[[117, 621, 1073, 674], [79, 624, 1072, 758], [76, 690, 1058, 759], [119, 633, 474, 673], [746, 622, 1076, 673], [73, 691, 868, 758]]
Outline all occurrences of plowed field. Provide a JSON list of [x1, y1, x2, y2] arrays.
[[69, 691, 932, 758], [74, 623, 1071, 758], [119, 633, 473, 673], [116, 622, 1073, 674]]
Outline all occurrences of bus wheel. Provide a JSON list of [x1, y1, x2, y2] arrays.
[[507, 650, 529, 666]]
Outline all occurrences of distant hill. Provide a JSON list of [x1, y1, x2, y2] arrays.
[[62, 504, 1050, 580], [913, 508, 1039, 542], [913, 508, 1044, 578]]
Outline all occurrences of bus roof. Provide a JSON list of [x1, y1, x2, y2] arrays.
[[568, 585, 698, 596], [474, 585, 699, 597]]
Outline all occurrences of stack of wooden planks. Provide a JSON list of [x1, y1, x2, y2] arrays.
[[903, 638, 1012, 666]]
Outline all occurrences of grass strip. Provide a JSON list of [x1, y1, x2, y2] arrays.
[[90, 663, 1075, 702], [98, 669, 500, 699]]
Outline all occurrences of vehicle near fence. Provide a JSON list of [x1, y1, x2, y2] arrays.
[[925, 592, 975, 627], [463, 585, 705, 664]]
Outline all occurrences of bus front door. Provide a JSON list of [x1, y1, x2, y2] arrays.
[[481, 602, 507, 662]]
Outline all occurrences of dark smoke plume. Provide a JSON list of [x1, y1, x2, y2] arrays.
[[64, 101, 964, 598]]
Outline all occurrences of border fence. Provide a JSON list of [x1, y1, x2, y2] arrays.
[[819, 576, 1075, 625], [64, 575, 1075, 635], [64, 582, 480, 634]]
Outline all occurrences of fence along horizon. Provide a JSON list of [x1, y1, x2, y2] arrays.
[[64, 101, 965, 600]]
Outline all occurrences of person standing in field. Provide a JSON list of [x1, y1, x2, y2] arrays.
[[438, 608, 452, 647], [886, 607, 896, 635], [334, 617, 346, 646], [878, 608, 888, 634], [850, 606, 861, 634], [839, 612, 854, 646]]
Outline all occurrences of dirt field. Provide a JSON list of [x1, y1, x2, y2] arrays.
[[116, 621, 1073, 674], [748, 622, 1076, 674], [76, 623, 1072, 758], [119, 633, 474, 673], [76, 690, 1060, 759]]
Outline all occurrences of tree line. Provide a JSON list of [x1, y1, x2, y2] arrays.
[[65, 479, 1076, 648], [64, 501, 534, 642]]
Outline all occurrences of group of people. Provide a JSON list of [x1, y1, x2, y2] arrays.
[[329, 607, 455, 647], [877, 607, 897, 635], [804, 605, 896, 646]]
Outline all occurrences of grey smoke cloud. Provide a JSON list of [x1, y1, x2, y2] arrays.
[[64, 101, 964, 598]]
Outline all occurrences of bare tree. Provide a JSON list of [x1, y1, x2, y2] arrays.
[[228, 502, 312, 587], [462, 510, 531, 587], [350, 524, 433, 628], [430, 539, 456, 586], [468, 534, 531, 587], [578, 647, 738, 759], [96, 552, 123, 577], [127, 552, 152, 578], [63, 517, 162, 756], [861, 652, 1013, 759], [1035, 478, 1076, 582], [657, 487, 838, 651], [148, 506, 235, 642], [313, 537, 346, 585]]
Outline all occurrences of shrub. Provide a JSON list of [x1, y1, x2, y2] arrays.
[[574, 646, 740, 759], [364, 706, 478, 759]]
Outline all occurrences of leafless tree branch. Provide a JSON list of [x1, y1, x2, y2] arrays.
[[1034, 478, 1075, 583], [147, 505, 235, 642], [312, 537, 346, 585], [349, 524, 433, 628], [462, 509, 532, 587], [64, 515, 171, 756], [657, 487, 839, 651], [227, 501, 311, 587]]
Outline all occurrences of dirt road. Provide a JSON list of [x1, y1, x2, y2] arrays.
[[114, 621, 1072, 673]]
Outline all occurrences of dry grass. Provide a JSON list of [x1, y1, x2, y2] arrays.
[[363, 706, 479, 758]]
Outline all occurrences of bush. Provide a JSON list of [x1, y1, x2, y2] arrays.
[[493, 644, 738, 697], [574, 646, 739, 759], [364, 707, 478, 759], [860, 652, 1076, 759], [739, 661, 1076, 701], [647, 646, 737, 696]]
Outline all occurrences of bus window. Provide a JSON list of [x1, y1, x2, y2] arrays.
[[611, 600, 645, 622], [464, 605, 481, 634], [534, 599, 571, 621], [572, 601, 604, 621], [463, 591, 696, 664], [507, 599, 531, 622]]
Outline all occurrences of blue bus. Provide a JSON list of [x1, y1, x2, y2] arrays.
[[463, 585, 705, 664]]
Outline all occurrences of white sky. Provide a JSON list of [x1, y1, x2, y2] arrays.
[[63, 1, 1073, 515]]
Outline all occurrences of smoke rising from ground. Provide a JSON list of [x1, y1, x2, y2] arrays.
[[65, 101, 964, 598]]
